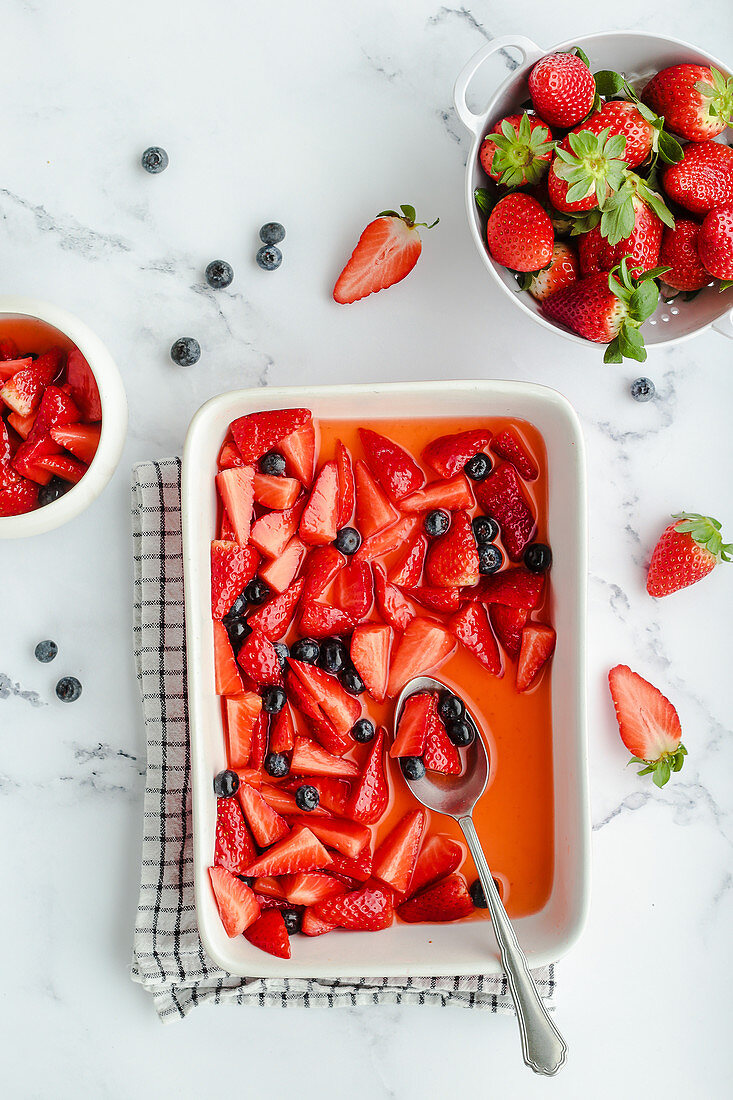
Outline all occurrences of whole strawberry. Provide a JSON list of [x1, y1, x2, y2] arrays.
[[647, 512, 731, 597], [570, 100, 654, 169], [333, 204, 438, 304], [661, 141, 733, 217], [697, 204, 733, 280], [578, 195, 663, 276], [642, 64, 733, 142], [547, 129, 628, 214], [480, 113, 554, 188], [528, 51, 595, 128], [658, 220, 711, 291], [522, 241, 579, 301], [608, 665, 686, 788], [485, 193, 553, 272]]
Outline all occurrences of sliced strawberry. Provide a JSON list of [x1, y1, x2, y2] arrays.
[[516, 623, 556, 692], [247, 578, 304, 640], [219, 510, 236, 541], [49, 422, 101, 465], [388, 530, 427, 587], [284, 775, 352, 815], [249, 711, 269, 771], [214, 795, 257, 873], [354, 459, 398, 537], [333, 560, 374, 620], [350, 623, 392, 703], [423, 699, 461, 775], [449, 602, 502, 675], [491, 429, 539, 481], [299, 461, 339, 545], [298, 600, 355, 639], [608, 664, 685, 785], [333, 211, 426, 305], [213, 622, 244, 696], [0, 356, 33, 381], [258, 782, 319, 818], [423, 429, 492, 479], [408, 585, 461, 614], [7, 410, 36, 440], [32, 453, 87, 483], [326, 846, 372, 883], [66, 347, 102, 420], [372, 809, 426, 894], [243, 824, 332, 878], [397, 873, 474, 923], [259, 535, 307, 593], [226, 691, 262, 767], [479, 567, 544, 610], [233, 768, 263, 790], [279, 420, 316, 486], [253, 472, 301, 510], [335, 440, 355, 527], [209, 867, 260, 937], [237, 628, 283, 686], [386, 618, 456, 698], [216, 466, 255, 545], [255, 894, 293, 911], [300, 545, 346, 602], [314, 883, 394, 931], [407, 835, 463, 897], [289, 737, 360, 778], [355, 515, 420, 563], [359, 427, 424, 503], [288, 659, 361, 735], [253, 875, 287, 899], [268, 702, 296, 753], [218, 437, 243, 470], [489, 604, 529, 660], [373, 563, 416, 632], [286, 675, 351, 756], [282, 871, 346, 906], [301, 907, 337, 936], [250, 500, 304, 558], [244, 909, 291, 959], [13, 385, 79, 482], [401, 475, 474, 514], [424, 510, 479, 588], [390, 691, 432, 758], [0, 347, 65, 417], [474, 463, 536, 561], [211, 540, 259, 619], [237, 781, 289, 846], [288, 814, 370, 858], [348, 728, 389, 824], [231, 408, 312, 465], [0, 464, 38, 516]]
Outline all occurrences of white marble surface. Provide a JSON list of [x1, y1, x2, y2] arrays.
[[1, 1, 732, 1096]]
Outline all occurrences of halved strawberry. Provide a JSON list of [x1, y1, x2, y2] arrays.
[[288, 814, 371, 858], [244, 909, 291, 959], [66, 348, 102, 420], [218, 437, 242, 470], [289, 737, 360, 778], [209, 867, 260, 937], [400, 475, 474, 514], [279, 420, 316, 486], [423, 700, 461, 775], [0, 356, 33, 381], [479, 567, 544, 609], [268, 702, 296, 753], [390, 691, 432, 758], [516, 623, 556, 692], [354, 515, 420, 563], [423, 429, 492, 479], [359, 427, 424, 503], [407, 835, 463, 897], [233, 767, 263, 790], [219, 509, 235, 542], [284, 775, 352, 815], [253, 876, 287, 899], [397, 873, 473, 923], [424, 510, 479, 588], [314, 883, 394, 930], [350, 623, 392, 703], [213, 622, 244, 696], [214, 795, 257, 873], [298, 600, 356, 638], [348, 728, 389, 824], [449, 602, 502, 675], [299, 461, 339, 545], [0, 347, 65, 417], [32, 453, 87, 483], [243, 824, 331, 877], [237, 781, 289, 846], [373, 563, 416, 632], [608, 664, 686, 787], [491, 429, 539, 481], [12, 385, 80, 483], [333, 205, 435, 304], [388, 530, 427, 587], [237, 628, 283, 686], [408, 586, 461, 614], [231, 408, 312, 465], [250, 500, 304, 558], [249, 711, 269, 771], [301, 907, 337, 936], [354, 459, 398, 537], [372, 809, 426, 894], [386, 618, 456, 698], [286, 677, 351, 756], [253, 472, 301, 510], [326, 846, 372, 883], [335, 440, 355, 527], [333, 560, 374, 620], [300, 545, 346, 602], [474, 464, 536, 561], [282, 871, 346, 906], [211, 540, 259, 619], [259, 535, 307, 593], [7, 410, 36, 440], [288, 659, 361, 736], [216, 466, 255, 545], [49, 422, 101, 466], [247, 578, 304, 640], [226, 691, 262, 767], [489, 604, 529, 660]]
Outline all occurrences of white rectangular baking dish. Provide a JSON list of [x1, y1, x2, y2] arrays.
[[182, 380, 589, 978]]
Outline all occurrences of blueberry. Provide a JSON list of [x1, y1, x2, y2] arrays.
[[319, 638, 348, 675], [523, 543, 552, 574], [282, 909, 301, 935], [226, 618, 251, 653], [34, 640, 58, 663], [339, 668, 365, 696], [141, 146, 169, 173], [170, 337, 200, 366], [631, 377, 655, 402], [56, 676, 82, 703], [213, 769, 240, 798], [38, 477, 71, 507], [447, 718, 475, 747], [291, 637, 320, 664], [400, 756, 426, 781], [261, 685, 286, 714], [224, 591, 249, 622], [464, 453, 492, 481], [438, 690, 464, 724], [295, 784, 319, 811], [469, 878, 488, 909], [424, 509, 450, 537], [260, 222, 286, 245], [478, 543, 503, 575], [350, 717, 376, 743], [205, 260, 234, 289], [259, 451, 286, 476], [256, 244, 282, 271], [334, 527, 361, 555], [264, 752, 290, 778], [273, 642, 289, 673], [472, 515, 499, 544], [237, 875, 254, 886], [244, 578, 269, 605]]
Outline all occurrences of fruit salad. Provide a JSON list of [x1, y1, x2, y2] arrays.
[[0, 316, 102, 516], [207, 408, 556, 958]]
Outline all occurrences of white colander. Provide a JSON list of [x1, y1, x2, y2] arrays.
[[453, 31, 733, 349]]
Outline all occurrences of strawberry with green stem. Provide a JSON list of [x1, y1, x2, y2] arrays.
[[548, 128, 628, 214], [480, 113, 554, 189], [592, 68, 684, 165], [647, 513, 732, 597], [642, 64, 733, 143], [608, 665, 686, 788], [333, 205, 438, 304]]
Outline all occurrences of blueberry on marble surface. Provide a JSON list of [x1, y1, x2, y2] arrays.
[[256, 245, 282, 271], [205, 260, 234, 289], [631, 377, 655, 402], [141, 146, 169, 173], [34, 640, 58, 663], [170, 337, 200, 366], [259, 222, 286, 245], [56, 676, 82, 703]]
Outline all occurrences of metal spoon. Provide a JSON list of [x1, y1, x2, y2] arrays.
[[395, 675, 567, 1077]]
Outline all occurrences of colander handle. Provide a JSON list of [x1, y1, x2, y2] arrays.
[[453, 36, 545, 138], [712, 310, 733, 339]]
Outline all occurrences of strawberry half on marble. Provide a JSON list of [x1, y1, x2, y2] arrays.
[[333, 205, 438, 304]]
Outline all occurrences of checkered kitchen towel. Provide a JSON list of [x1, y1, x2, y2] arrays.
[[130, 458, 557, 1021]]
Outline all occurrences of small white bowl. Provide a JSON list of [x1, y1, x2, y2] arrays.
[[0, 297, 127, 538]]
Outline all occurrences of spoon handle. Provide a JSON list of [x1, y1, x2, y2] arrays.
[[458, 815, 567, 1076]]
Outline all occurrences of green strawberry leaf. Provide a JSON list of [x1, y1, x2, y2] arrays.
[[400, 204, 416, 223], [628, 279, 659, 323], [720, 280, 733, 292], [636, 180, 675, 229], [643, 265, 672, 282], [568, 210, 601, 236], [603, 338, 624, 364], [572, 46, 592, 71], [657, 128, 684, 165], [593, 69, 626, 97], [474, 187, 496, 216], [617, 322, 647, 362], [515, 272, 534, 291], [653, 759, 671, 788]]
